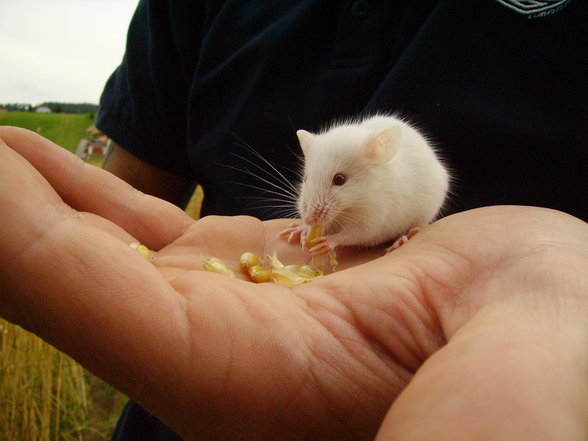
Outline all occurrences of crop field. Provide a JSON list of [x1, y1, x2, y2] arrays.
[[0, 111, 94, 153], [0, 111, 128, 441]]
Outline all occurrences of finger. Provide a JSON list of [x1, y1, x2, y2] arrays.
[[0, 137, 136, 247], [309, 239, 332, 255], [278, 227, 295, 239], [300, 230, 309, 249], [0, 137, 68, 249], [0, 135, 192, 413], [277, 222, 302, 236], [0, 136, 137, 291], [0, 127, 193, 249]]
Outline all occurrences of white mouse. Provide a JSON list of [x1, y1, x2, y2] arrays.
[[279, 114, 450, 255]]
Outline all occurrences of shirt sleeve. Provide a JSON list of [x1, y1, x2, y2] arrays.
[[96, 0, 201, 177]]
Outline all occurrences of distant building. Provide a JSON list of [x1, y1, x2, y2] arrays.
[[35, 106, 52, 113]]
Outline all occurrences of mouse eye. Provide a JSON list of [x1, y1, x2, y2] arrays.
[[332, 173, 347, 186]]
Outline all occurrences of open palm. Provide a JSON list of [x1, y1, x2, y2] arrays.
[[1, 127, 587, 441]]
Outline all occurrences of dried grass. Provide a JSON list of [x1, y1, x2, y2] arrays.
[[0, 319, 125, 441]]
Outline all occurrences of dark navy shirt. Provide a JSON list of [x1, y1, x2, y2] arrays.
[[98, 0, 587, 222], [98, 1, 587, 439]]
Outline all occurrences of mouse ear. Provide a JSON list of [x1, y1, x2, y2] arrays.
[[296, 130, 315, 156], [363, 126, 402, 165]]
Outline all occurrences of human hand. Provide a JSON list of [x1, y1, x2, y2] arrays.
[[1, 127, 587, 441]]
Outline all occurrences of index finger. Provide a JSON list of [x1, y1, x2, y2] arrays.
[[0, 126, 193, 249]]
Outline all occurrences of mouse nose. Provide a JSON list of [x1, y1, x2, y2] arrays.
[[306, 205, 328, 226], [303, 212, 318, 226]]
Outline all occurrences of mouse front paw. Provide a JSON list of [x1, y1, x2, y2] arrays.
[[385, 227, 421, 254], [308, 234, 340, 256], [278, 223, 310, 247]]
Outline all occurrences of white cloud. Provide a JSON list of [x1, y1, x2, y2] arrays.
[[0, 0, 138, 104]]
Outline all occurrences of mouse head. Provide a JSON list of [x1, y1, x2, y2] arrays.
[[296, 124, 402, 229]]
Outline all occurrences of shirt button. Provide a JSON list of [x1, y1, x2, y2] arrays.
[[350, 0, 371, 19]]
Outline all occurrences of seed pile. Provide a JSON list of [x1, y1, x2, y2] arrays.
[[203, 252, 323, 287], [130, 225, 335, 287]]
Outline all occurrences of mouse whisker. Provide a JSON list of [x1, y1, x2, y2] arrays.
[[230, 181, 298, 203], [236, 196, 298, 212], [237, 192, 298, 218], [223, 164, 299, 202], [228, 140, 300, 194], [229, 131, 302, 177], [227, 151, 298, 195], [244, 203, 298, 219]]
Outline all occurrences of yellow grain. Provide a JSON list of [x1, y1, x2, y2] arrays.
[[305, 225, 325, 248]]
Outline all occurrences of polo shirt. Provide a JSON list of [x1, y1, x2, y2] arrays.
[[98, 1, 587, 440], [97, 0, 587, 221]]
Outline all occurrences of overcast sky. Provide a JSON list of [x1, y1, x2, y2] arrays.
[[0, 0, 138, 105]]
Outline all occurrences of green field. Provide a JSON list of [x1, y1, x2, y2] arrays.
[[0, 111, 94, 153], [0, 111, 127, 441]]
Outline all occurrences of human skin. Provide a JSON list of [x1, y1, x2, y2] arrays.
[[0, 126, 587, 441]]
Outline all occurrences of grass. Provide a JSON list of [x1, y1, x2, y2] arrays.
[[0, 321, 128, 441], [0, 111, 128, 441], [0, 112, 94, 153]]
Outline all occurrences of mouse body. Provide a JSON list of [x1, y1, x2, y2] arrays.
[[280, 114, 450, 255]]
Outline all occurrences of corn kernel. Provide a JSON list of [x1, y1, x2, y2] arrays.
[[130, 242, 152, 260], [328, 252, 339, 272], [248, 265, 272, 283], [271, 267, 309, 287], [268, 253, 322, 287], [285, 264, 322, 279], [239, 252, 260, 269], [305, 225, 325, 248], [201, 257, 235, 278]]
